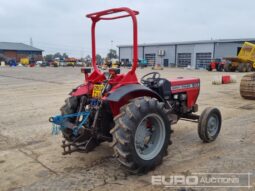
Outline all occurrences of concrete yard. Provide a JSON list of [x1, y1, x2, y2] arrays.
[[0, 67, 254, 191]]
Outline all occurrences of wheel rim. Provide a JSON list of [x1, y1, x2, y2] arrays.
[[207, 114, 219, 137], [134, 113, 165, 160]]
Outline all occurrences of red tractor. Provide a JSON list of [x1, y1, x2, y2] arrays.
[[50, 7, 222, 173]]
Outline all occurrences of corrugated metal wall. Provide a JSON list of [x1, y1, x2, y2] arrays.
[[214, 42, 243, 58], [119, 41, 253, 68], [144, 45, 175, 66]]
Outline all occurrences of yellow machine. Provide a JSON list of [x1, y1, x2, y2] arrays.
[[111, 59, 120, 68], [238, 42, 255, 99], [152, 63, 163, 70], [20, 58, 29, 65], [101, 58, 120, 70], [101, 58, 110, 70], [224, 42, 255, 72]]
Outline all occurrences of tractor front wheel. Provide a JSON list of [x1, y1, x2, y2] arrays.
[[111, 97, 171, 172], [198, 107, 222, 143]]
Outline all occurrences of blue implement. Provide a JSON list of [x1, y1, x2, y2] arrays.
[[50, 111, 90, 136]]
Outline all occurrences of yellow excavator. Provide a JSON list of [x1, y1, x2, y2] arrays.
[[237, 42, 255, 99]]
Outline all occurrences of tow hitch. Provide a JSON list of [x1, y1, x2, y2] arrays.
[[49, 111, 99, 154]]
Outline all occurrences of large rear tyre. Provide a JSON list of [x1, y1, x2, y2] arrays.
[[60, 97, 79, 119], [110, 97, 171, 173], [198, 107, 222, 143], [60, 97, 79, 141], [240, 73, 255, 100]]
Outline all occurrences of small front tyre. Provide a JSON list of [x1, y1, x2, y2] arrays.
[[198, 107, 222, 143]]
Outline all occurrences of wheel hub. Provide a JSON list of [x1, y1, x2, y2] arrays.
[[207, 115, 219, 137], [135, 114, 165, 160]]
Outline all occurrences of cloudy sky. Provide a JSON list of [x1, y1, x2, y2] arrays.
[[0, 0, 254, 57]]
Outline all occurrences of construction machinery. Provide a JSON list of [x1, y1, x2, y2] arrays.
[[101, 58, 111, 70], [65, 57, 77, 67], [139, 59, 148, 68], [50, 7, 222, 173], [111, 59, 120, 68], [8, 59, 17, 67], [207, 58, 224, 72], [224, 42, 255, 72], [152, 63, 163, 70], [20, 58, 29, 66], [101, 58, 120, 70]]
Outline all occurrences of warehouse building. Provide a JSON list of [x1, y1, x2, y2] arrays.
[[0, 42, 43, 62], [118, 38, 255, 69]]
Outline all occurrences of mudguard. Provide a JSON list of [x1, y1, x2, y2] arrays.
[[103, 84, 164, 116], [70, 84, 93, 97], [104, 84, 164, 102]]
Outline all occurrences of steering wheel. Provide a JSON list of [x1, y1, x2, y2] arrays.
[[141, 72, 161, 85]]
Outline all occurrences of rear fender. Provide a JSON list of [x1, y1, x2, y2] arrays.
[[70, 83, 93, 97], [104, 84, 164, 116]]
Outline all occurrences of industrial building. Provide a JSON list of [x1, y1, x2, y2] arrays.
[[118, 38, 255, 69], [0, 42, 43, 62]]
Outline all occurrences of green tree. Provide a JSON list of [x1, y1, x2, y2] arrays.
[[85, 55, 91, 62], [53, 52, 62, 60], [44, 54, 54, 62], [107, 49, 118, 59], [84, 55, 91, 66], [96, 54, 103, 64], [63, 53, 69, 59]]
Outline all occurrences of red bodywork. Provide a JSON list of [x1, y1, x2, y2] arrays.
[[72, 7, 139, 97], [222, 75, 231, 84], [209, 59, 224, 71], [71, 7, 200, 117], [87, 7, 139, 87], [169, 77, 200, 108], [210, 61, 218, 70]]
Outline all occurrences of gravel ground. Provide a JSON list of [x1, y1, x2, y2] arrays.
[[0, 66, 254, 191]]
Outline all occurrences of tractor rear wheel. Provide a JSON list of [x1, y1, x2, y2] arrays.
[[240, 73, 255, 100], [60, 96, 79, 141], [110, 97, 171, 172], [198, 107, 222, 143], [61, 97, 79, 119]]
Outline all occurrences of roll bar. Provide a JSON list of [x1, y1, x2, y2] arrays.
[[86, 7, 139, 74]]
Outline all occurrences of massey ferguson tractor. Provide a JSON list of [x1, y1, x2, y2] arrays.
[[50, 7, 222, 173]]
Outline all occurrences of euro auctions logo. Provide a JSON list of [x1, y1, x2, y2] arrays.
[[152, 175, 198, 186], [151, 173, 252, 188]]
